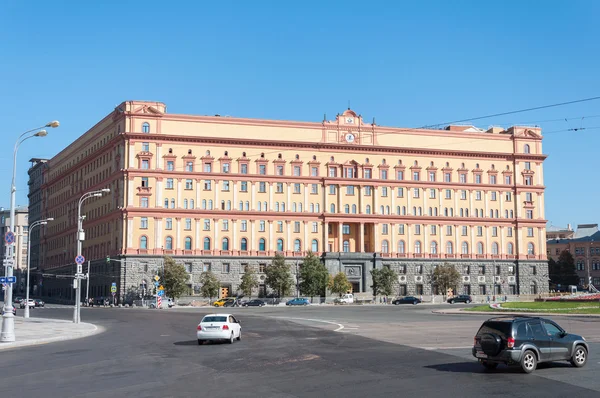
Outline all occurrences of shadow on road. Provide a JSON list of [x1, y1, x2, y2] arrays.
[[173, 340, 198, 346], [426, 361, 576, 374]]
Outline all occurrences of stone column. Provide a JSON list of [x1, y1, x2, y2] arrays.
[[360, 222, 365, 253], [268, 221, 273, 251], [374, 223, 379, 253], [195, 218, 200, 250], [516, 193, 522, 218], [213, 219, 219, 252], [175, 218, 181, 250], [390, 223, 396, 255], [324, 221, 329, 252], [128, 145, 136, 168], [338, 222, 343, 252], [286, 221, 291, 252], [338, 184, 343, 213], [127, 178, 134, 207], [156, 178, 163, 207], [269, 183, 273, 211], [358, 185, 363, 214], [127, 218, 134, 248], [155, 144, 162, 169], [155, 218, 162, 249], [232, 220, 238, 251], [250, 220, 256, 251], [176, 179, 182, 208], [304, 221, 308, 251]]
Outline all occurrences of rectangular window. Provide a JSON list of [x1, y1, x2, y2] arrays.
[[294, 222, 300, 233], [415, 225, 421, 235], [186, 161, 194, 172], [381, 187, 388, 197], [429, 189, 436, 199], [505, 192, 512, 202], [222, 263, 230, 273], [185, 218, 192, 230], [185, 179, 193, 190], [140, 217, 148, 229], [312, 222, 318, 233], [491, 191, 497, 201], [276, 165, 284, 176], [240, 181, 248, 192], [475, 191, 482, 200], [445, 190, 452, 199], [293, 166, 301, 176], [460, 190, 467, 200], [397, 170, 404, 180], [276, 183, 284, 193], [381, 169, 388, 180], [166, 178, 174, 189], [490, 175, 497, 184], [141, 160, 149, 170], [203, 163, 212, 172], [524, 162, 531, 170], [413, 188, 420, 198], [294, 183, 301, 193], [346, 185, 355, 195], [342, 224, 350, 234], [382, 224, 389, 235], [412, 171, 420, 181], [430, 225, 437, 235], [167, 161, 174, 171], [444, 172, 451, 183], [259, 220, 265, 232], [364, 169, 372, 179], [203, 219, 210, 231], [396, 187, 403, 198], [240, 164, 248, 174], [446, 226, 453, 236], [259, 165, 266, 175], [311, 184, 318, 194], [526, 210, 533, 219], [429, 171, 435, 182], [204, 180, 212, 190], [492, 227, 498, 237], [202, 263, 211, 272], [241, 220, 247, 232], [475, 174, 482, 184], [505, 175, 511, 185], [329, 167, 337, 177], [459, 174, 467, 183], [140, 197, 148, 208], [525, 192, 532, 202], [479, 265, 486, 275], [364, 186, 372, 196], [477, 226, 483, 236], [166, 218, 173, 230], [398, 224, 405, 235], [329, 185, 336, 194], [311, 167, 318, 176], [222, 220, 229, 231], [462, 226, 468, 236], [259, 264, 266, 273], [527, 227, 534, 237], [222, 181, 230, 191], [277, 221, 283, 233], [142, 142, 150, 152], [507, 227, 513, 237], [141, 177, 149, 187], [222, 163, 230, 173], [259, 182, 266, 193]]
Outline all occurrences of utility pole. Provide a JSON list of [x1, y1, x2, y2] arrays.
[[85, 260, 90, 305]]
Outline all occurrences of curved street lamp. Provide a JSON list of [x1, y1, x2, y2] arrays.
[[24, 218, 53, 318], [74, 188, 111, 324], [1, 121, 58, 343]]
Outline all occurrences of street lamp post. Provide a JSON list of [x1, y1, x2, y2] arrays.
[[75, 188, 110, 323], [1, 121, 58, 343], [24, 218, 53, 318]]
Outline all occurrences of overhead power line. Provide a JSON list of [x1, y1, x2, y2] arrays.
[[420, 96, 600, 129]]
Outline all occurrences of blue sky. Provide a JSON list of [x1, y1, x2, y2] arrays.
[[0, 0, 598, 228]]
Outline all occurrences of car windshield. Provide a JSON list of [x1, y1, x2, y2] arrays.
[[202, 316, 227, 323]]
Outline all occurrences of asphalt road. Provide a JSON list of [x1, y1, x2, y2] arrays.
[[2, 304, 599, 398]]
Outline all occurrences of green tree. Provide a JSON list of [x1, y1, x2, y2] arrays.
[[556, 250, 579, 287], [299, 252, 329, 301], [239, 266, 259, 298], [265, 253, 294, 297], [162, 256, 189, 299], [431, 263, 461, 295], [199, 271, 220, 301], [328, 272, 352, 297], [370, 267, 397, 299]]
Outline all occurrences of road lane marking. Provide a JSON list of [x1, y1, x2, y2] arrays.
[[275, 317, 345, 332]]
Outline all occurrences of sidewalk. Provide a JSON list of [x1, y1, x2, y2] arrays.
[[432, 307, 600, 318], [0, 317, 102, 350]]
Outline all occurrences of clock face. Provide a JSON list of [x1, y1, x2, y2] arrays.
[[346, 117, 354, 124], [345, 133, 355, 143]]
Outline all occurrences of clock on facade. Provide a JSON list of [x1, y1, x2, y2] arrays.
[[345, 133, 355, 143]]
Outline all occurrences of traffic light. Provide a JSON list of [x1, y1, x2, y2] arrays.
[[106, 256, 110, 264]]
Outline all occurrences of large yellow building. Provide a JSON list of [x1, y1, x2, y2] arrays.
[[32, 100, 549, 301]]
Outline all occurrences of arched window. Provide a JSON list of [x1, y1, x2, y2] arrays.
[[222, 237, 229, 251], [477, 242, 484, 255], [446, 241, 453, 254], [381, 240, 389, 253], [343, 240, 350, 253], [309, 203, 314, 212], [299, 203, 303, 212], [397, 240, 405, 253], [281, 202, 286, 212], [203, 237, 211, 250], [385, 206, 389, 215], [527, 242, 535, 255], [524, 144, 530, 154], [183, 199, 188, 209], [140, 236, 148, 249], [202, 199, 206, 210], [142, 122, 150, 133], [240, 238, 248, 251], [366, 205, 371, 214], [444, 208, 448, 217], [429, 207, 433, 217], [294, 239, 301, 252], [277, 239, 284, 252], [412, 206, 417, 215], [504, 210, 508, 218], [450, 208, 454, 217], [462, 242, 469, 254], [530, 281, 537, 295], [330, 204, 336, 213], [418, 207, 422, 216], [293, 203, 297, 212], [227, 200, 231, 210], [263, 201, 267, 210], [434, 208, 438, 216], [311, 239, 318, 252], [259, 238, 266, 251], [245, 201, 249, 211], [190, 199, 194, 209], [414, 241, 422, 254], [170, 199, 175, 209], [185, 237, 192, 250], [208, 200, 213, 210], [402, 206, 406, 215], [430, 241, 438, 254], [380, 205, 385, 214], [344, 204, 350, 214], [165, 236, 173, 250], [258, 202, 262, 211], [491, 242, 499, 255], [459, 208, 464, 217], [352, 204, 357, 214], [239, 201, 244, 210], [275, 202, 280, 212], [489, 210, 493, 218], [507, 242, 514, 255], [397, 206, 401, 215]]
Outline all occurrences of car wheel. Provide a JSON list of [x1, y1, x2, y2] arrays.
[[521, 350, 537, 374], [570, 345, 587, 368], [214, 304, 219, 307], [228, 333, 234, 344], [237, 330, 241, 341], [481, 361, 498, 370], [466, 300, 471, 304], [450, 300, 454, 304], [413, 301, 418, 305], [197, 339, 204, 345]]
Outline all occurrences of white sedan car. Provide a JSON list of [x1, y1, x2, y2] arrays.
[[19, 299, 35, 309], [196, 313, 241, 345]]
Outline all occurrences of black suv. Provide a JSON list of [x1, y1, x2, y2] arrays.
[[447, 295, 472, 304], [473, 316, 589, 373]]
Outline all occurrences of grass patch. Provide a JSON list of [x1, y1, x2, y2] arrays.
[[463, 301, 600, 314]]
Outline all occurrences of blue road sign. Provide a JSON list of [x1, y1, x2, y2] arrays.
[[4, 231, 15, 244], [154, 281, 159, 287], [6, 276, 16, 284], [111, 282, 117, 287], [157, 289, 165, 296], [0, 277, 6, 284], [75, 255, 85, 265]]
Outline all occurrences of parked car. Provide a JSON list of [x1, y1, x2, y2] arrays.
[[243, 299, 265, 307], [286, 298, 310, 306], [473, 315, 589, 373], [13, 297, 24, 305], [213, 298, 236, 307], [392, 296, 421, 305], [335, 294, 354, 304], [19, 299, 35, 309], [447, 294, 472, 304], [196, 313, 242, 345], [34, 299, 45, 308]]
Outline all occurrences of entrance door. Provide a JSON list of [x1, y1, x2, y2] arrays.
[[350, 282, 359, 293]]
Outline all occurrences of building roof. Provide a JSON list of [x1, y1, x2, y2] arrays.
[[547, 224, 572, 232], [548, 224, 600, 244]]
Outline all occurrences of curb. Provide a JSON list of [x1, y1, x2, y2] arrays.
[[0, 320, 104, 351], [432, 309, 600, 318]]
